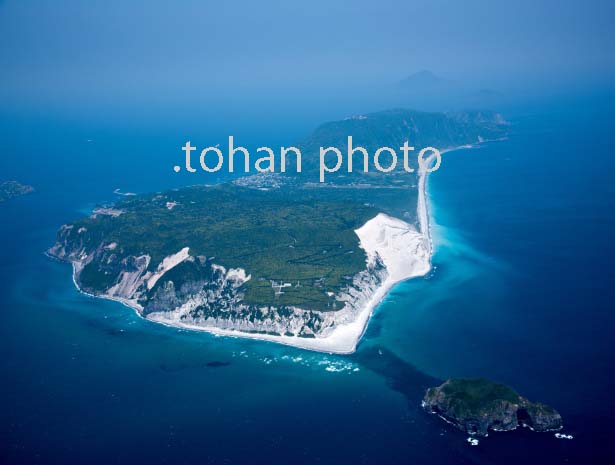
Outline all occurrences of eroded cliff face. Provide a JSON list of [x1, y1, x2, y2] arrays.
[[48, 224, 387, 339], [422, 379, 563, 437]]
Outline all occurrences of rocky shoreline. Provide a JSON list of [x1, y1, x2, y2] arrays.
[[422, 378, 563, 437]]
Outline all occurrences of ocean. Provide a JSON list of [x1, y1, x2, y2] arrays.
[[0, 100, 613, 464]]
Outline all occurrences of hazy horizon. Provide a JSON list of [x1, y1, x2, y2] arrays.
[[1, 0, 613, 118]]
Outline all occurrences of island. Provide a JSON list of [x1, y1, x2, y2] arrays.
[[0, 180, 34, 202], [48, 108, 508, 353], [422, 378, 563, 436]]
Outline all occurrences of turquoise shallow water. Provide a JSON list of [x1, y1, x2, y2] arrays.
[[1, 103, 614, 464]]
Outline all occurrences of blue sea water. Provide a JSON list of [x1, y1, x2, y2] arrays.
[[1, 100, 614, 465]]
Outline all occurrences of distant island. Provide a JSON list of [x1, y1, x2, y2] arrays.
[[48, 109, 507, 353], [397, 70, 444, 91], [423, 378, 563, 437], [0, 180, 34, 203]]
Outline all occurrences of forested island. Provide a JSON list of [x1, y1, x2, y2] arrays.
[[48, 109, 507, 353], [423, 378, 563, 436]]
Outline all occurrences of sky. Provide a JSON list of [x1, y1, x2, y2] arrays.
[[0, 0, 613, 114]]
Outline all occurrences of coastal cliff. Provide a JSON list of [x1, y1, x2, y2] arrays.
[[47, 186, 428, 353]]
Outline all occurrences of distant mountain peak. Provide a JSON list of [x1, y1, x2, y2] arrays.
[[397, 70, 443, 89]]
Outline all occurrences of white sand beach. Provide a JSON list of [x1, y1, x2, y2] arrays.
[[145, 159, 438, 354]]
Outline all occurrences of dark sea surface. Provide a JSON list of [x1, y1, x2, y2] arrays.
[[0, 100, 613, 465]]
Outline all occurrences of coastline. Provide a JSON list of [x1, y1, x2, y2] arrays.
[[63, 144, 473, 354]]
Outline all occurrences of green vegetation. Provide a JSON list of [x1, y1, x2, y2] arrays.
[[67, 184, 378, 310], [436, 378, 522, 415], [297, 109, 508, 182], [423, 378, 563, 435], [0, 180, 34, 202]]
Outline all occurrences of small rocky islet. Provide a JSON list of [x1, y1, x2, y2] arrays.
[[422, 378, 563, 437], [0, 180, 34, 203]]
